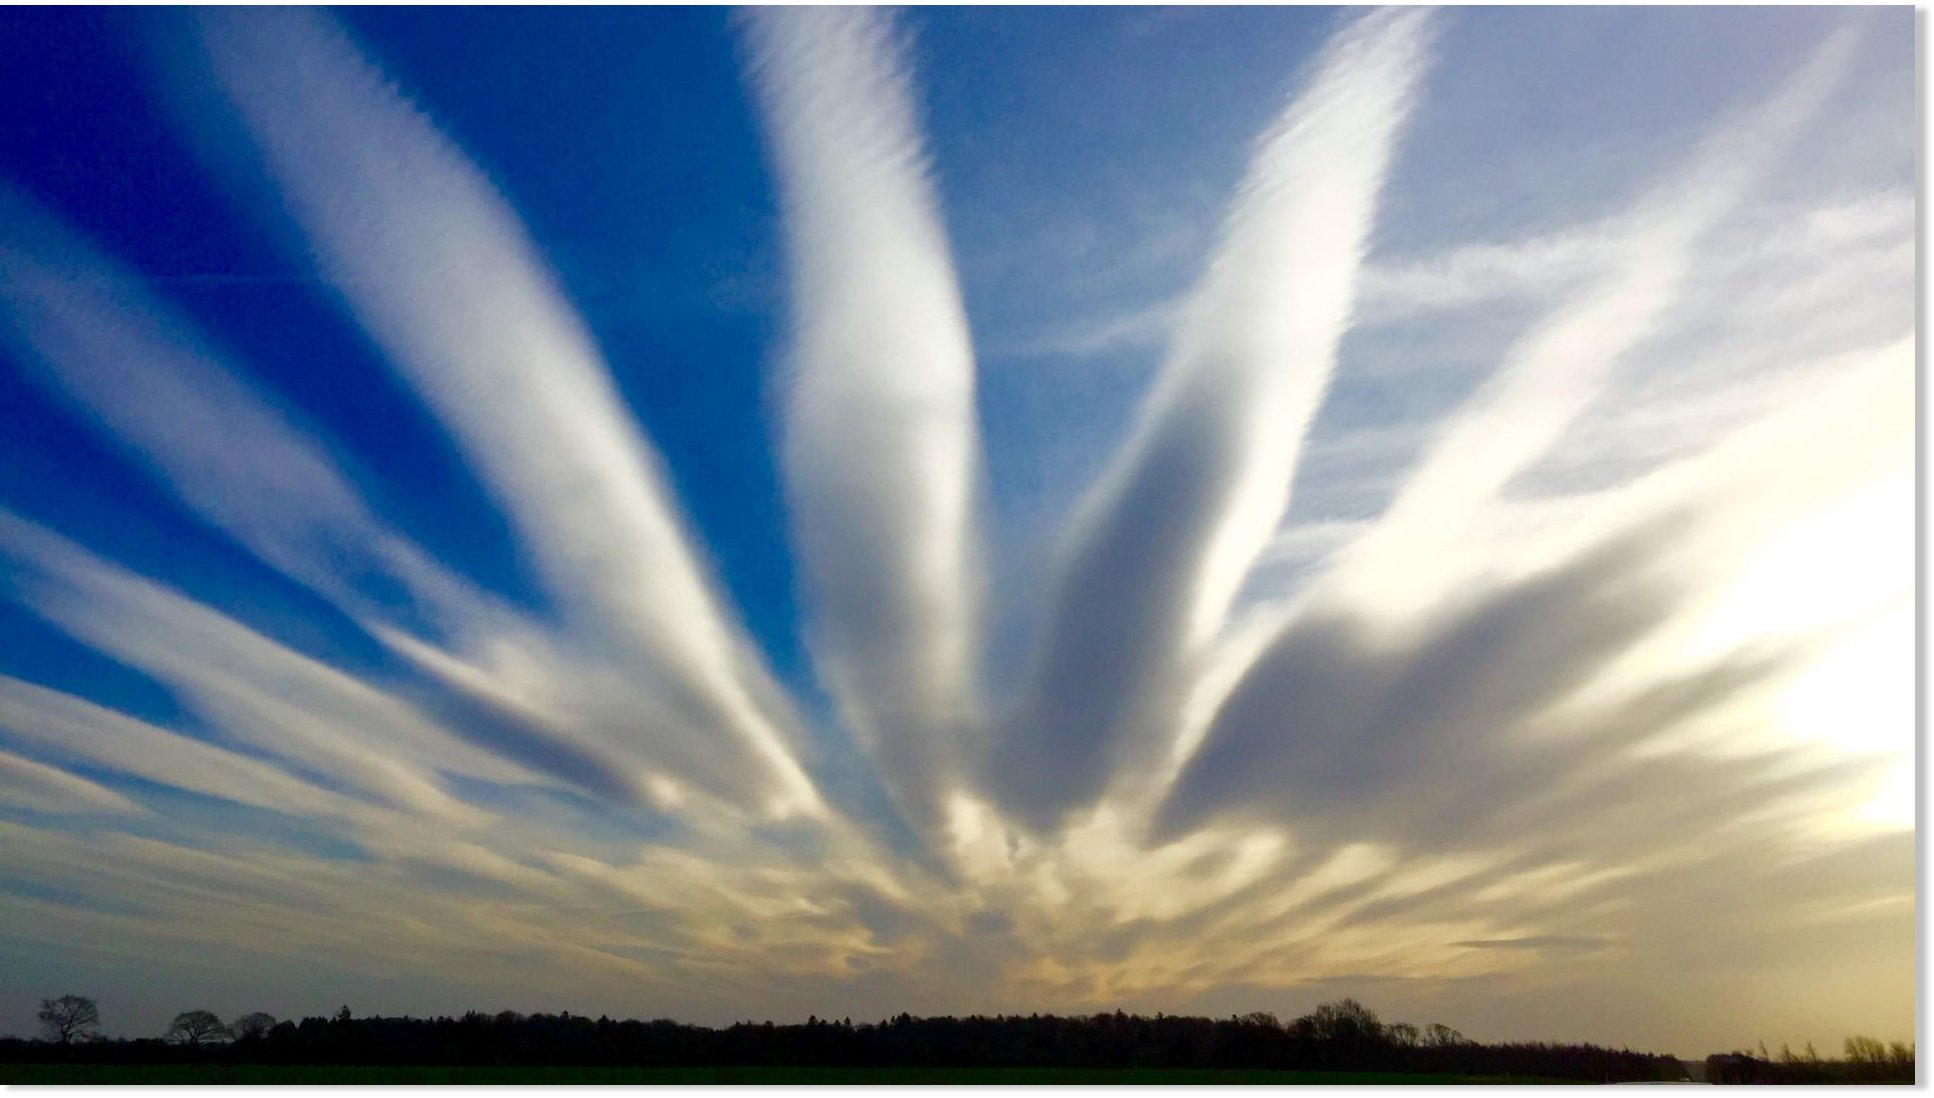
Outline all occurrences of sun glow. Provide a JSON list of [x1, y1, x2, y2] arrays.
[[1700, 470, 1915, 829], [1709, 474, 1913, 646], [1778, 599, 1916, 829]]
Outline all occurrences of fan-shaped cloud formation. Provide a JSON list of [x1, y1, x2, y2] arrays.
[[0, 6, 1909, 1054]]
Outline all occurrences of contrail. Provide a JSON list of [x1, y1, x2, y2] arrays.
[[1315, 26, 1860, 623], [0, 184, 675, 809], [192, 8, 822, 818], [0, 182, 429, 618], [985, 8, 1438, 832], [0, 513, 502, 823], [0, 673, 411, 825], [742, 7, 986, 832], [1157, 27, 1876, 840]]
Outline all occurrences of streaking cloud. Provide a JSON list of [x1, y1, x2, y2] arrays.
[[1318, 25, 1859, 621], [987, 8, 1437, 830], [0, 183, 461, 622], [743, 7, 986, 831], [0, 186, 748, 814], [192, 7, 820, 818]]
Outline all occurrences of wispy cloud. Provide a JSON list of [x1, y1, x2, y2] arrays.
[[0, 514, 516, 822], [990, 296, 1184, 362], [0, 182, 481, 629], [0, 184, 675, 811], [742, 7, 986, 830], [190, 8, 819, 818], [1355, 229, 1619, 322], [1317, 25, 1859, 621], [1147, 29, 1907, 996], [985, 8, 1439, 830], [1156, 332, 1910, 854], [0, 749, 143, 815], [0, 673, 388, 824]]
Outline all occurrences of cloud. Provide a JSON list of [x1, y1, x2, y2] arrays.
[[190, 8, 820, 818], [0, 749, 143, 815], [0, 181, 492, 635], [1357, 227, 1622, 322], [0, 674, 382, 823], [741, 7, 986, 829], [1139, 34, 1907, 1002], [991, 297, 1183, 362], [0, 513, 518, 823], [1317, 25, 1859, 621], [0, 184, 685, 810], [984, 8, 1439, 832], [1157, 330, 1909, 849]]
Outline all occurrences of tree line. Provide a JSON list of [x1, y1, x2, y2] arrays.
[[9, 992, 1912, 1083], [1703, 1036, 1917, 1085]]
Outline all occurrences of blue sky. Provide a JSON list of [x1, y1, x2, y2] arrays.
[[0, 7, 1914, 1055]]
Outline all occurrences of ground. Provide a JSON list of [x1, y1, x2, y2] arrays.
[[1, 1064, 1579, 1085]]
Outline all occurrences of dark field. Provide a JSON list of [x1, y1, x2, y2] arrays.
[[1, 1064, 1573, 1085]]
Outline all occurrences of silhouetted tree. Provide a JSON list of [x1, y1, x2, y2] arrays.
[[231, 1012, 277, 1040], [0, 1000, 1747, 1081], [1296, 998, 1384, 1043], [37, 995, 100, 1044], [165, 1010, 229, 1045]]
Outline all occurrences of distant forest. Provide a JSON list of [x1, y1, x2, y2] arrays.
[[7, 995, 1915, 1084]]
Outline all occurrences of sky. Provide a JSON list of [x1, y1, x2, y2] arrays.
[[0, 5, 1914, 1058]]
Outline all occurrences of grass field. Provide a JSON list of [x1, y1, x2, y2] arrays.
[[0, 1064, 1577, 1085]]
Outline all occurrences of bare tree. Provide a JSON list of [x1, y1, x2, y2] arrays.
[[231, 1011, 278, 1040], [165, 1009, 229, 1045], [1423, 1022, 1467, 1047], [37, 995, 100, 1044]]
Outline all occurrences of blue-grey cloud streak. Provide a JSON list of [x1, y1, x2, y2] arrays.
[[986, 9, 1438, 831]]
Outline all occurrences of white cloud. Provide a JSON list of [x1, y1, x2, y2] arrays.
[[0, 749, 142, 815], [0, 674, 377, 822], [743, 7, 986, 828], [1317, 26, 1860, 624], [0, 514, 524, 821], [1358, 226, 1621, 321], [192, 8, 820, 818], [985, 8, 1440, 830], [0, 182, 499, 636]]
